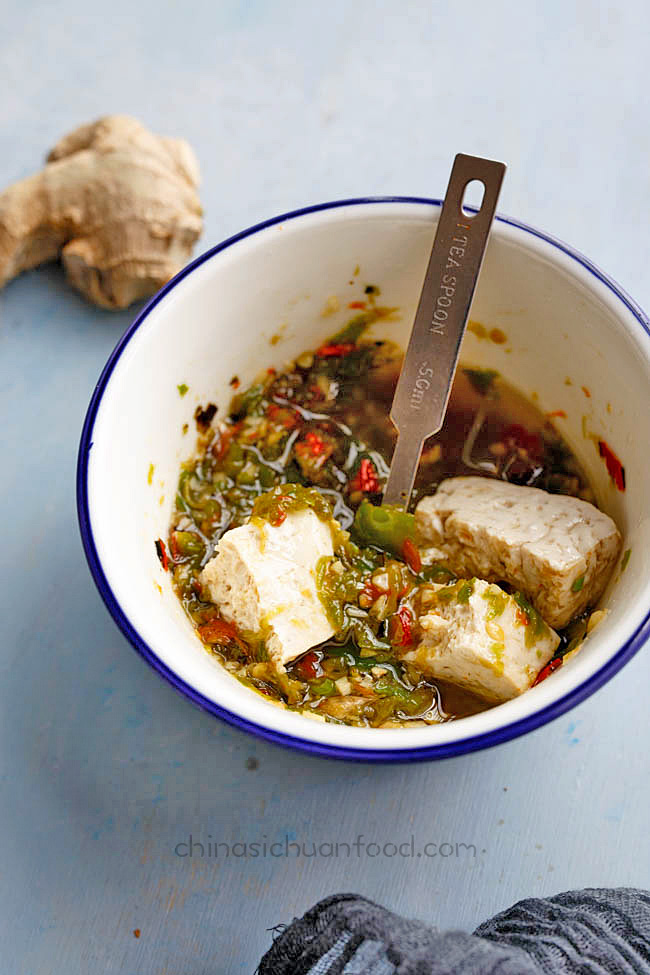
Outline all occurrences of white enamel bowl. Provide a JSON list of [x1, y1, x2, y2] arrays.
[[78, 198, 650, 761]]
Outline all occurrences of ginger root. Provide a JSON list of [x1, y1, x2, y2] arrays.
[[0, 115, 203, 309]]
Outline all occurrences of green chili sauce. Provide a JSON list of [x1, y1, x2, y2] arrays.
[[166, 305, 594, 727]]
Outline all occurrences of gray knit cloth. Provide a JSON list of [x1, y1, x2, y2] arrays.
[[258, 889, 650, 974]]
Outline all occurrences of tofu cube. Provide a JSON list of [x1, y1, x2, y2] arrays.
[[402, 579, 560, 703], [416, 477, 621, 628], [199, 509, 334, 670]]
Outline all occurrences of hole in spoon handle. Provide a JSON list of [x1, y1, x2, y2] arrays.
[[383, 153, 506, 509]]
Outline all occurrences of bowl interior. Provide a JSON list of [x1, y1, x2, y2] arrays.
[[84, 201, 650, 755]]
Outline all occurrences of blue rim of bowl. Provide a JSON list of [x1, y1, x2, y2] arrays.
[[77, 196, 650, 763]]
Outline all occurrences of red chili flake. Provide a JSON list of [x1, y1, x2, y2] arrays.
[[267, 367, 276, 376], [581, 385, 591, 398], [212, 430, 229, 460], [229, 375, 240, 389], [515, 608, 530, 626], [598, 439, 626, 491], [155, 538, 169, 571], [360, 580, 385, 602], [532, 656, 563, 686], [316, 342, 355, 358], [359, 458, 379, 493], [546, 410, 567, 419], [399, 606, 413, 634], [398, 606, 414, 646], [133, 929, 141, 939], [294, 651, 321, 681], [390, 606, 414, 647], [348, 301, 367, 309], [266, 495, 290, 526], [295, 432, 334, 468], [267, 403, 299, 430], [169, 532, 180, 561], [198, 617, 246, 648], [304, 432, 328, 456], [350, 458, 380, 494], [402, 538, 422, 574], [213, 423, 242, 459]]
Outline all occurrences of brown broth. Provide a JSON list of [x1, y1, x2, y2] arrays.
[[331, 358, 592, 508], [166, 334, 594, 729]]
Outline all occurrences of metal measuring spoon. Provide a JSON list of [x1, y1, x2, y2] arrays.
[[383, 153, 506, 508]]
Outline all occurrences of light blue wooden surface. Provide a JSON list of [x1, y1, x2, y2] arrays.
[[1, 1, 649, 971]]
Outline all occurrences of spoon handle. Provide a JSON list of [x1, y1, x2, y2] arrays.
[[383, 153, 506, 508]]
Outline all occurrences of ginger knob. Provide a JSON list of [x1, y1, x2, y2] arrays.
[[0, 115, 203, 309]]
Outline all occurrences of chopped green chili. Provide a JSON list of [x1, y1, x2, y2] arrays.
[[571, 575, 585, 593], [353, 501, 416, 558], [463, 367, 499, 396]]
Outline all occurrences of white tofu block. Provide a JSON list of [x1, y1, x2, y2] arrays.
[[200, 509, 334, 670], [416, 477, 621, 628], [402, 579, 560, 703]]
